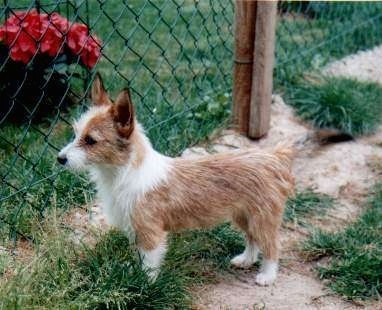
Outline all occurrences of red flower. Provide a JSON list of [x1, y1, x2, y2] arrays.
[[0, 10, 41, 63], [40, 27, 63, 57], [0, 10, 101, 68], [80, 35, 101, 68], [50, 12, 70, 33], [67, 22, 101, 68]]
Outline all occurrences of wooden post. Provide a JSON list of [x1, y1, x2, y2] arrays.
[[232, 0, 257, 134], [248, 1, 277, 138]]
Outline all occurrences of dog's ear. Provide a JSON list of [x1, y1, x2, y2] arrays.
[[91, 72, 111, 105], [112, 88, 134, 138]]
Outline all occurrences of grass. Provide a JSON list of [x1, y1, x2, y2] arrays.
[[302, 184, 382, 300], [0, 189, 332, 308], [0, 110, 92, 239], [285, 76, 382, 136], [0, 251, 12, 279], [275, 2, 382, 89], [0, 214, 243, 308], [276, 3, 382, 137], [2, 2, 382, 240], [83, 0, 233, 155], [284, 190, 334, 224]]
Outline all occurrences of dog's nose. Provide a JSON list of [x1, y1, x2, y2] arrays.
[[57, 156, 67, 165]]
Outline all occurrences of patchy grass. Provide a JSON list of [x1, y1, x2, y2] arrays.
[[0, 190, 338, 308], [302, 184, 382, 300], [285, 77, 382, 136], [0, 251, 12, 279], [0, 109, 92, 239], [276, 2, 382, 89], [0, 215, 243, 308], [284, 190, 334, 224]]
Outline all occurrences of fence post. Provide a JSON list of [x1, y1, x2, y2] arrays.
[[232, 0, 257, 134], [248, 1, 277, 138]]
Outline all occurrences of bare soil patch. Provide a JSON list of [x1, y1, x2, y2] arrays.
[[323, 45, 382, 84]]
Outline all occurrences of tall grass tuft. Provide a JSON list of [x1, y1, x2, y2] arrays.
[[285, 77, 382, 136]]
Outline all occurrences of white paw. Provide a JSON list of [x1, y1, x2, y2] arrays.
[[230, 253, 254, 268], [255, 272, 276, 286], [146, 268, 160, 282]]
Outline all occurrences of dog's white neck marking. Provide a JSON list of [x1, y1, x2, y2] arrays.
[[88, 123, 171, 238]]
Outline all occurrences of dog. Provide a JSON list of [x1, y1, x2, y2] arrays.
[[58, 73, 295, 285]]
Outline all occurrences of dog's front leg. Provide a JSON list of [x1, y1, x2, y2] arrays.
[[138, 232, 168, 281]]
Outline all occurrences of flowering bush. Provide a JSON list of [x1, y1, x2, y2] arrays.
[[0, 9, 101, 68], [0, 9, 102, 123]]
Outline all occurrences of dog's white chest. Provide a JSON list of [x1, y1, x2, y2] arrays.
[[90, 167, 137, 239], [89, 149, 171, 239], [101, 191, 136, 235]]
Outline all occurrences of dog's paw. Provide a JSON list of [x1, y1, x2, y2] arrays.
[[146, 268, 160, 282], [230, 253, 254, 268], [255, 272, 276, 286]]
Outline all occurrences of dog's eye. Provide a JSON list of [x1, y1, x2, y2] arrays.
[[84, 135, 97, 146]]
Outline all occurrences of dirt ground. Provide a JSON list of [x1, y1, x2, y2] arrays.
[[323, 45, 382, 84]]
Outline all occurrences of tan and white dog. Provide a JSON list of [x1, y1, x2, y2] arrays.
[[58, 74, 295, 285]]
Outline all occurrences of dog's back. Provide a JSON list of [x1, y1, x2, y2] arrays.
[[134, 147, 294, 233]]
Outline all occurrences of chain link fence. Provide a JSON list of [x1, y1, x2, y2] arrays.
[[0, 0, 233, 240], [1, 1, 382, 241]]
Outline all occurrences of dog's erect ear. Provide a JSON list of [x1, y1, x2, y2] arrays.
[[112, 88, 134, 138], [91, 73, 111, 105]]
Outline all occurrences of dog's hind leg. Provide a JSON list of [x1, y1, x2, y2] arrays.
[[230, 211, 260, 268], [252, 216, 281, 286]]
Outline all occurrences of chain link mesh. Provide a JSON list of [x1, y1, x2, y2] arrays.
[[1, 1, 382, 241], [0, 0, 233, 241]]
